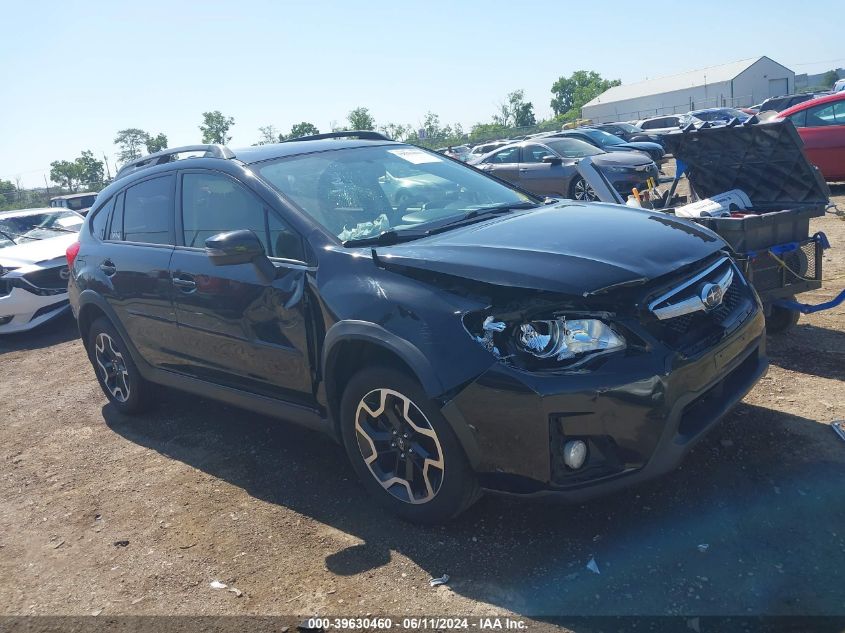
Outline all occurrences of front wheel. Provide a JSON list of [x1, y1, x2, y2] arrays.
[[340, 366, 480, 524], [569, 176, 599, 201]]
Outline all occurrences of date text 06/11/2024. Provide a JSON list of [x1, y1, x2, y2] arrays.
[[305, 617, 528, 630]]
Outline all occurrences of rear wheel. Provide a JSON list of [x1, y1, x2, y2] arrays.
[[88, 317, 154, 414], [569, 176, 599, 201], [340, 366, 480, 524]]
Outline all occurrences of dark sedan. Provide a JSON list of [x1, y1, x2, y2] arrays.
[[591, 122, 662, 145], [547, 128, 665, 164], [472, 138, 658, 200]]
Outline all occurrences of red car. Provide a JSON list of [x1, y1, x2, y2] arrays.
[[780, 92, 845, 181]]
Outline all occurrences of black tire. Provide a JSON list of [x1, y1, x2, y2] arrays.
[[766, 301, 800, 334], [569, 176, 598, 201], [87, 317, 154, 414], [339, 365, 480, 524]]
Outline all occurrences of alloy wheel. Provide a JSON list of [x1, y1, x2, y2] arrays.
[[94, 332, 131, 403], [573, 178, 599, 201], [354, 388, 445, 504]]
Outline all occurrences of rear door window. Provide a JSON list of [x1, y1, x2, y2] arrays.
[[90, 197, 114, 240], [122, 176, 175, 245]]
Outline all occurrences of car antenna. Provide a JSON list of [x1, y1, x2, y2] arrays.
[[371, 248, 381, 267]]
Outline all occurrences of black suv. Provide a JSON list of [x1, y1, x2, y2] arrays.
[[67, 132, 767, 523]]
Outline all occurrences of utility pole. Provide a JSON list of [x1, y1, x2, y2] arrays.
[[103, 153, 112, 181], [43, 175, 51, 200]]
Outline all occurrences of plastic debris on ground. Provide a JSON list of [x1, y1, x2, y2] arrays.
[[228, 587, 243, 597], [697, 544, 710, 553], [113, 540, 129, 547], [209, 580, 227, 590], [832, 421, 845, 442], [674, 189, 752, 218], [429, 574, 450, 587], [586, 557, 600, 574]]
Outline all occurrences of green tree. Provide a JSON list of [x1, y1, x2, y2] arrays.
[[0, 179, 15, 205], [200, 110, 235, 144], [347, 107, 375, 130], [75, 150, 104, 187], [378, 122, 412, 141], [822, 70, 840, 89], [550, 70, 621, 118], [493, 90, 536, 128], [114, 128, 150, 164], [50, 160, 83, 192], [145, 133, 168, 153], [468, 122, 509, 142], [257, 125, 279, 145], [289, 122, 320, 138]]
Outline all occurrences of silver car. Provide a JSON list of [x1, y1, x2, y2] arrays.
[[472, 138, 658, 201]]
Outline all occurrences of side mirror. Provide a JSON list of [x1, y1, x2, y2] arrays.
[[205, 230, 266, 266], [542, 155, 563, 165]]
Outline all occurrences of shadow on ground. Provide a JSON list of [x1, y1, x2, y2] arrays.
[[767, 324, 845, 381], [0, 312, 78, 355], [104, 390, 845, 619]]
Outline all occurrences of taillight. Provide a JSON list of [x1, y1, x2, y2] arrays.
[[66, 241, 81, 268]]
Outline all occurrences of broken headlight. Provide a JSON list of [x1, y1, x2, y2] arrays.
[[472, 315, 625, 369], [517, 318, 624, 360]]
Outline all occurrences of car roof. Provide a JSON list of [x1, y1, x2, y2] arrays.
[[0, 207, 68, 218], [233, 138, 399, 164], [779, 91, 845, 116], [50, 192, 96, 200]]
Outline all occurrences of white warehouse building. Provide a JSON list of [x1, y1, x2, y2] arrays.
[[582, 56, 795, 123]]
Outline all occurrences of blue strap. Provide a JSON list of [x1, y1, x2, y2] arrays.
[[773, 289, 845, 314]]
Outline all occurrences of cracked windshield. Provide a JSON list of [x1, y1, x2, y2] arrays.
[[257, 145, 532, 242]]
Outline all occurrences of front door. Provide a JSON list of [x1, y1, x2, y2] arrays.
[[517, 144, 571, 197], [167, 170, 315, 405]]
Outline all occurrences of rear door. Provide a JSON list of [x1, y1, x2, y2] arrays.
[[476, 146, 521, 184], [794, 100, 845, 179], [98, 175, 178, 367], [517, 144, 572, 197], [167, 169, 314, 405]]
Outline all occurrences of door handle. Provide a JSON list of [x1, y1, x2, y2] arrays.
[[518, 168, 528, 172], [99, 260, 116, 276], [172, 274, 197, 291]]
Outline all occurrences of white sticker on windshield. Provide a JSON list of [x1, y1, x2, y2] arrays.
[[57, 216, 83, 227], [387, 148, 442, 164]]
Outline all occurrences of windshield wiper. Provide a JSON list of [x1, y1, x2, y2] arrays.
[[343, 228, 429, 247], [423, 201, 538, 234]]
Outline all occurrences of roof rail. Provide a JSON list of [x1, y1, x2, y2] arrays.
[[115, 144, 235, 180], [282, 130, 392, 143]]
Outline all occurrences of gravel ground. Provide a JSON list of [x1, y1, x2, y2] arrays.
[[1, 182, 843, 628]]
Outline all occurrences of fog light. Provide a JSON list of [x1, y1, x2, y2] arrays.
[[563, 440, 587, 469]]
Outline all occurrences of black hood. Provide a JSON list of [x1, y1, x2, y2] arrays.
[[376, 203, 725, 296], [615, 141, 663, 153]]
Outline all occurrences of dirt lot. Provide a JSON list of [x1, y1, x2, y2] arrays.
[[1, 185, 844, 627]]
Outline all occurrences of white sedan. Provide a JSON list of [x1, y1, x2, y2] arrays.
[[0, 208, 84, 334]]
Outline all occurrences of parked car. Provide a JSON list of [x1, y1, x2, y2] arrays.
[[590, 122, 662, 145], [67, 135, 766, 523], [50, 192, 98, 216], [467, 140, 510, 160], [473, 139, 658, 200], [747, 93, 826, 115], [0, 208, 84, 333], [547, 129, 665, 164], [436, 145, 471, 161], [779, 92, 845, 180], [634, 115, 682, 137], [833, 78, 845, 93], [678, 108, 751, 127]]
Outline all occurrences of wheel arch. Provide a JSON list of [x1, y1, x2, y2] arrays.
[[322, 321, 445, 433], [75, 290, 147, 372]]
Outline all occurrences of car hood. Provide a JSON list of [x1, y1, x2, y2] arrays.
[[590, 151, 654, 168], [617, 141, 663, 152], [0, 233, 77, 269], [376, 203, 724, 296]]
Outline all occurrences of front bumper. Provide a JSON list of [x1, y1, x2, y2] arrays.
[[442, 307, 766, 500], [0, 287, 69, 334]]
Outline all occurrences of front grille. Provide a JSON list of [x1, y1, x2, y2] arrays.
[[644, 258, 755, 357], [23, 266, 69, 290]]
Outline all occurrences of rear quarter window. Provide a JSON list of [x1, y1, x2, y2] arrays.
[[90, 197, 115, 240]]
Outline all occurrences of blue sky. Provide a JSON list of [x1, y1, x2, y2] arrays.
[[1, 0, 842, 187]]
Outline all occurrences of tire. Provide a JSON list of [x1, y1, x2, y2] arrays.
[[569, 176, 599, 201], [87, 317, 154, 414], [339, 365, 480, 524], [766, 300, 800, 334]]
